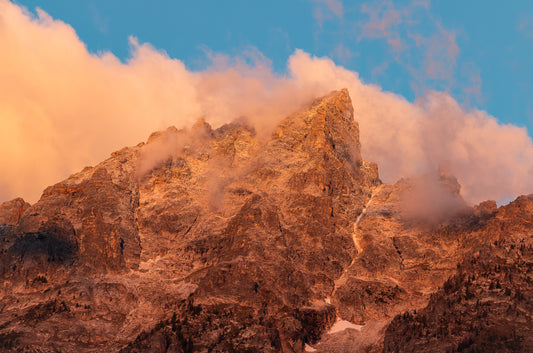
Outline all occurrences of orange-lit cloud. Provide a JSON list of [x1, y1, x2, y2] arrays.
[[0, 1, 321, 203], [1, 0, 533, 206]]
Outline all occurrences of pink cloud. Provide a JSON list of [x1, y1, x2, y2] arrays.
[[331, 43, 356, 63], [460, 62, 483, 107], [357, 0, 465, 96], [387, 38, 404, 52], [518, 13, 533, 37], [358, 1, 402, 41], [312, 0, 344, 27], [314, 0, 344, 19], [423, 29, 459, 81]]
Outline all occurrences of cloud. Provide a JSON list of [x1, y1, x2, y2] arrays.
[[1, 0, 533, 206], [423, 28, 459, 81], [89, 4, 109, 34], [400, 170, 468, 223], [331, 43, 356, 63], [312, 0, 344, 27], [460, 61, 482, 107], [357, 0, 463, 94], [358, 1, 403, 43], [0, 1, 320, 203], [518, 13, 533, 37]]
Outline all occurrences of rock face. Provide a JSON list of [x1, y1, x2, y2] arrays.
[[0, 89, 531, 352], [382, 195, 533, 353], [0, 198, 30, 226]]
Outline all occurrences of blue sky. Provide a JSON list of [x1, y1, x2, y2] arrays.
[[14, 0, 533, 132]]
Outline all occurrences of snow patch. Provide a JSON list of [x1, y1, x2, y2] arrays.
[[328, 319, 364, 334], [304, 344, 317, 352]]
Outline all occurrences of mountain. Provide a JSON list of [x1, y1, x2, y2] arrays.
[[0, 89, 531, 352]]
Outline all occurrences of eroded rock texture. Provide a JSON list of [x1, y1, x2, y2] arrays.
[[383, 195, 533, 353], [0, 89, 531, 353]]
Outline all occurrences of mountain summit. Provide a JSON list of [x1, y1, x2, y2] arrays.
[[0, 89, 532, 352]]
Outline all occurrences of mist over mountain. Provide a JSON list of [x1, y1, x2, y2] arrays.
[[2, 0, 533, 206], [1, 89, 532, 352]]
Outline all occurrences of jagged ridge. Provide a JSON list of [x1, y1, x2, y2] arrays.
[[0, 89, 531, 353]]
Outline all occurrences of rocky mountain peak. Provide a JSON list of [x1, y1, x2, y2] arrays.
[[273, 88, 360, 164], [0, 89, 532, 353]]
